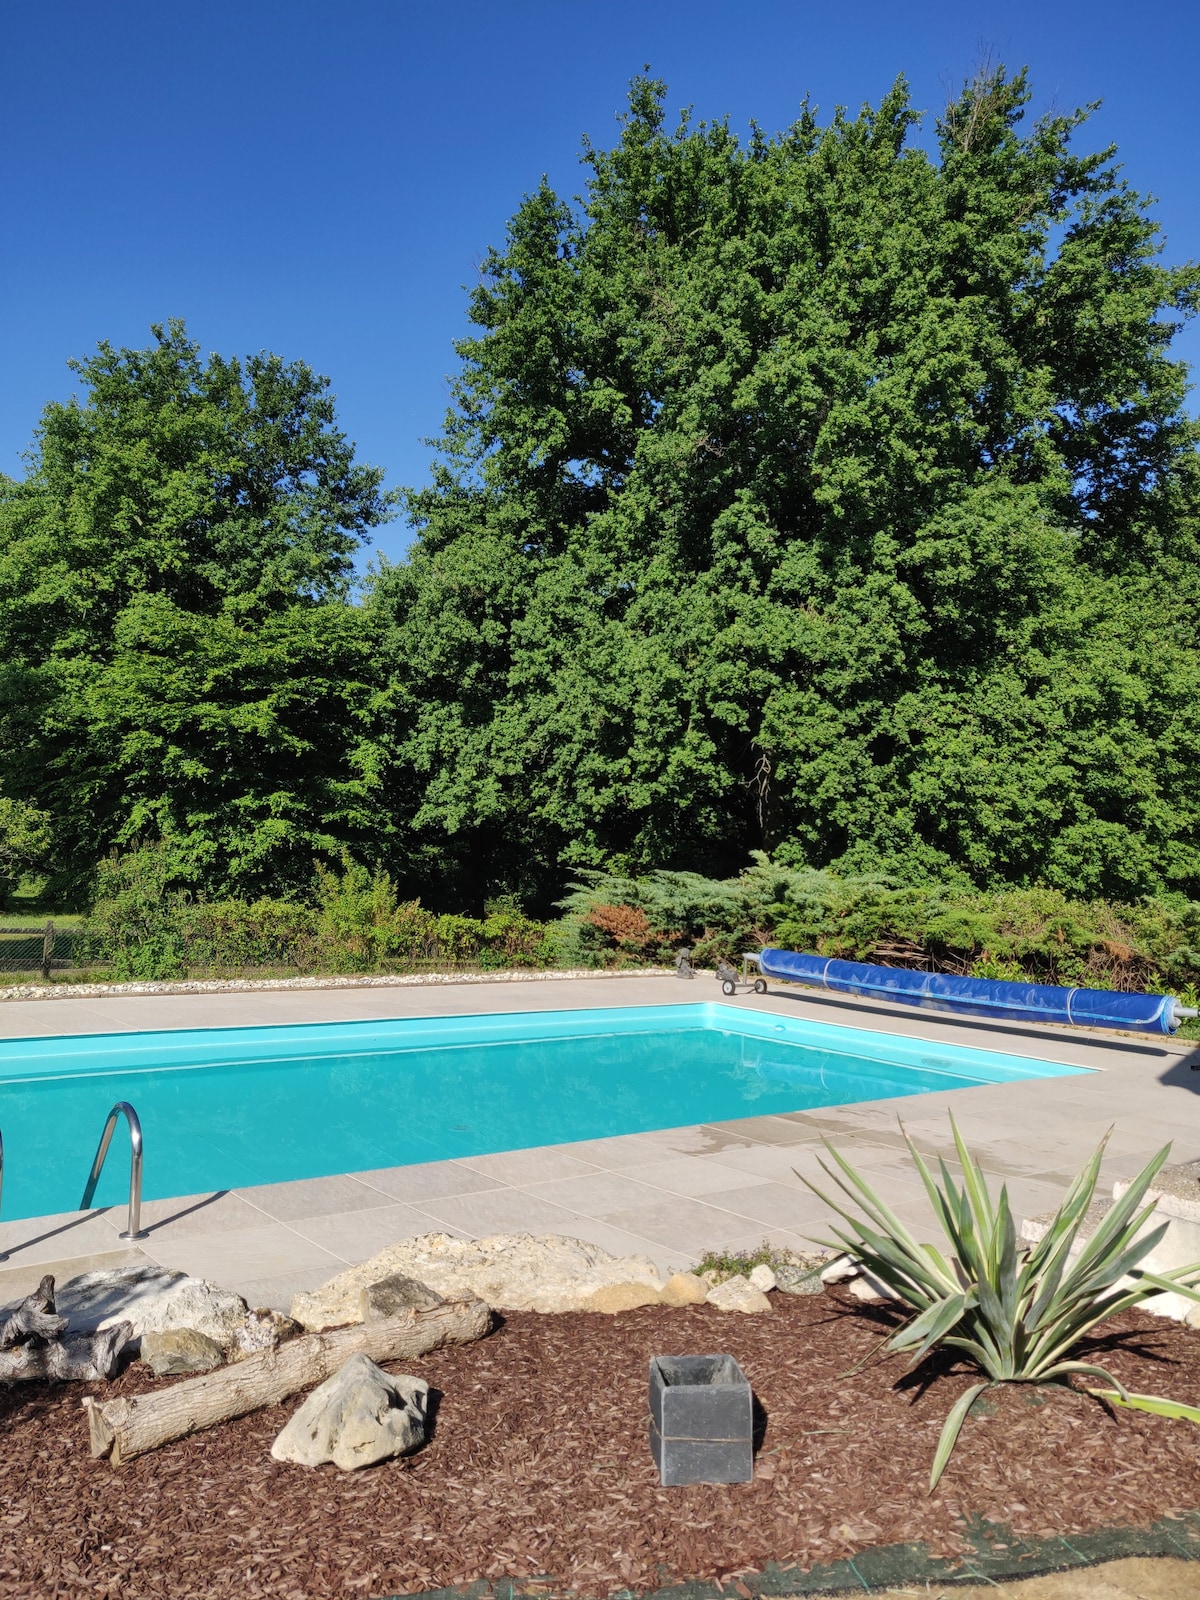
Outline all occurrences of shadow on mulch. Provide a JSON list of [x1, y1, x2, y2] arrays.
[[2, 1293, 1200, 1600]]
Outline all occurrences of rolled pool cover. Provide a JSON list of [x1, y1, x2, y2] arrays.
[[755, 949, 1190, 1034]]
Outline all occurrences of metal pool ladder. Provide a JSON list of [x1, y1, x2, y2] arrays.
[[0, 1123, 5, 1259], [80, 1101, 148, 1240]]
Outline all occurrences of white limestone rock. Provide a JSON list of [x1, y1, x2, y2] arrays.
[[705, 1274, 773, 1314], [271, 1353, 428, 1470], [55, 1265, 251, 1352], [1115, 1159, 1200, 1223], [1023, 1171, 1200, 1323], [1108, 1162, 1200, 1321], [290, 1233, 666, 1330], [847, 1269, 902, 1303], [748, 1263, 777, 1292], [819, 1256, 859, 1284]]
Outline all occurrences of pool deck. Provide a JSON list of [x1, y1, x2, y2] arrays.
[[2, 973, 1199, 1311]]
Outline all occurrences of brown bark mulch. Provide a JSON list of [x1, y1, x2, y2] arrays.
[[2, 1292, 1200, 1600]]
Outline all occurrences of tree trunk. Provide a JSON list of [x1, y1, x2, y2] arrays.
[[84, 1295, 492, 1466]]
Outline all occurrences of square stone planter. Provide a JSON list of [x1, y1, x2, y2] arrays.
[[648, 1354, 753, 1486]]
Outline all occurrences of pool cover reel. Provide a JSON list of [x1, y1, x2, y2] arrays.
[[755, 948, 1196, 1034]]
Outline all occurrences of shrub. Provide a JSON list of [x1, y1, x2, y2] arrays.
[[557, 854, 1200, 1011], [804, 1117, 1200, 1488], [586, 904, 656, 957], [79, 848, 552, 978]]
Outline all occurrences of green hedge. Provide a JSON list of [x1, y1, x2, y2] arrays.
[[64, 848, 1200, 1037]]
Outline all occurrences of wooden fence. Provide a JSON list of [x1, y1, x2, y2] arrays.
[[0, 922, 75, 980]]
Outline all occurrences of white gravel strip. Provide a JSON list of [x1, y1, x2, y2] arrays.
[[0, 966, 674, 1004]]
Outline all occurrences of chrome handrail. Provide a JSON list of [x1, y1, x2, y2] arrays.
[[79, 1101, 147, 1240]]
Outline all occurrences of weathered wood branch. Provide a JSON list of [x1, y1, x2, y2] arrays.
[[0, 1275, 133, 1381], [84, 1295, 492, 1466], [1, 1322, 133, 1382], [0, 1275, 68, 1348]]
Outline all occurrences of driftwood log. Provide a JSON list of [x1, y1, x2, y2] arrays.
[[85, 1294, 492, 1466], [0, 1275, 133, 1383]]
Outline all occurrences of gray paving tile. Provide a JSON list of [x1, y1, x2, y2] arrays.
[[410, 1188, 582, 1236], [703, 1181, 831, 1232], [0, 1247, 151, 1308], [0, 1207, 126, 1267], [546, 1131, 713, 1169], [351, 1159, 503, 1203], [653, 1124, 758, 1157], [227, 1266, 338, 1313], [701, 1116, 815, 1148], [457, 1148, 602, 1185], [236, 1173, 393, 1222], [531, 1215, 679, 1273], [697, 1143, 831, 1184], [965, 1141, 1082, 1180], [101, 1189, 266, 1240], [521, 1171, 675, 1218], [599, 1197, 765, 1253], [716, 1226, 832, 1260], [289, 1203, 447, 1262], [614, 1153, 786, 1199], [144, 1222, 345, 1282]]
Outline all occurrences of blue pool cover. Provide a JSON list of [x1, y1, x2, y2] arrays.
[[757, 949, 1186, 1033]]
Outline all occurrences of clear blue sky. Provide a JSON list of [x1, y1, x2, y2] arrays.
[[3, 0, 1197, 562]]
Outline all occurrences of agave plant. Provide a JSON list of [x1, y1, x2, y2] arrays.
[[802, 1116, 1200, 1488]]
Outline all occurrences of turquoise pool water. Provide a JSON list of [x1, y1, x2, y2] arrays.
[[0, 1002, 1086, 1221]]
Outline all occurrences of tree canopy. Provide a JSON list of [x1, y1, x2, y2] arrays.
[[0, 322, 396, 900], [375, 67, 1200, 907], [1, 67, 1199, 917]]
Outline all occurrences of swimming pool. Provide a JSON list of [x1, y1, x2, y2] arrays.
[[0, 1002, 1086, 1221]]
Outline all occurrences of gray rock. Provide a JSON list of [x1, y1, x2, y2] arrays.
[[774, 1263, 825, 1296], [141, 1327, 224, 1376], [56, 1265, 251, 1353], [359, 1274, 445, 1322], [270, 1352, 429, 1470], [231, 1308, 301, 1360]]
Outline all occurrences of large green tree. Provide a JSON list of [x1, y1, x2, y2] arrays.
[[0, 322, 396, 899], [375, 67, 1200, 906]]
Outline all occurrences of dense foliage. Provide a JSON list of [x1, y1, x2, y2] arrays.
[[0, 795, 50, 909], [377, 67, 1200, 907], [2, 67, 1199, 923], [75, 849, 551, 982], [555, 856, 1200, 997], [0, 322, 395, 903]]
